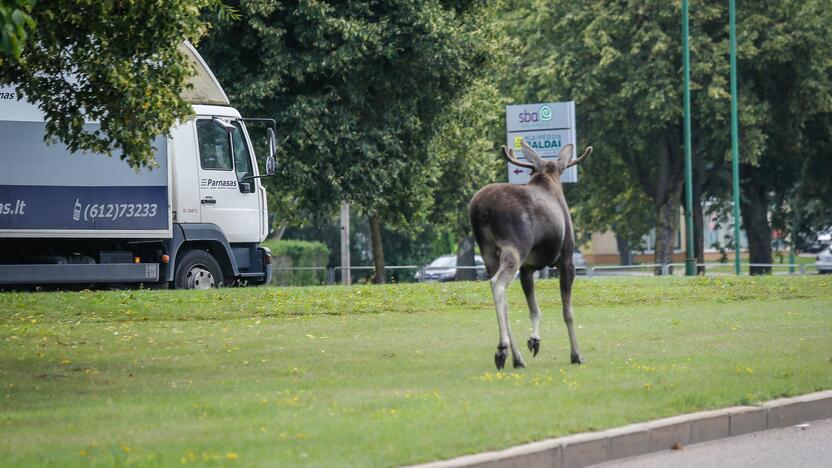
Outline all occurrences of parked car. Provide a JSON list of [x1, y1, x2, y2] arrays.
[[545, 249, 588, 278], [816, 247, 832, 274], [416, 254, 487, 282], [573, 249, 587, 274], [802, 228, 832, 254], [802, 240, 824, 254], [418, 249, 586, 282]]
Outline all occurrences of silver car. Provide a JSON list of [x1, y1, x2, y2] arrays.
[[417, 254, 487, 282], [816, 247, 832, 274], [572, 249, 587, 274], [544, 250, 588, 277]]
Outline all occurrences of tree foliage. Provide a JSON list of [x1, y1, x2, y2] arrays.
[[498, 2, 695, 265], [0, 0, 35, 59], [568, 152, 653, 252], [204, 0, 489, 217], [499, 0, 832, 269], [200, 0, 495, 279], [0, 1, 234, 168], [734, 1, 832, 258], [426, 77, 506, 276]]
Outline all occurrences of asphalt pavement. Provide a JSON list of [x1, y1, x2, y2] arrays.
[[594, 417, 832, 468]]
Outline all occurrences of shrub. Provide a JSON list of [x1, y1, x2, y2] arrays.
[[261, 239, 330, 286]]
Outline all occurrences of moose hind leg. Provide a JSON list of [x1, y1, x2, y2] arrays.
[[519, 267, 541, 357], [489, 248, 524, 370], [558, 257, 584, 364]]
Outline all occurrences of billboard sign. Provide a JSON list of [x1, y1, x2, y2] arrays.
[[506, 101, 577, 184]]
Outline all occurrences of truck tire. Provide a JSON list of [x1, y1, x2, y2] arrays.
[[174, 250, 224, 289]]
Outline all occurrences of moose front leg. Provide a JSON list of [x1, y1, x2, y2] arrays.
[[558, 257, 584, 364], [519, 267, 541, 357]]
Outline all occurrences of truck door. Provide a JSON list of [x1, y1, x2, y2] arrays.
[[195, 118, 262, 243]]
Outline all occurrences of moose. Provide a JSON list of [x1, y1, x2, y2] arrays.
[[469, 140, 592, 370]]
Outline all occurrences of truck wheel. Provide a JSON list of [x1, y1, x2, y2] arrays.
[[174, 250, 224, 289]]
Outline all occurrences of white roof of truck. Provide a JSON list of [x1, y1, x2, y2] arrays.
[[179, 42, 230, 106]]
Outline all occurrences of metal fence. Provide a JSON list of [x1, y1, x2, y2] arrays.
[[269, 261, 824, 286]]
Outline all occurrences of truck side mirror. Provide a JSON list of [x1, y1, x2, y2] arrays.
[[266, 128, 277, 176], [265, 156, 276, 176]]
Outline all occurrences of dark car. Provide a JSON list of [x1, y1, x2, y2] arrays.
[[802, 228, 832, 254]]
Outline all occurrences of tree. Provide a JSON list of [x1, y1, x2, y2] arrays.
[[789, 114, 832, 244], [427, 77, 507, 278], [730, 0, 832, 273], [422, 3, 509, 279], [499, 1, 832, 274], [0, 1, 234, 168], [499, 2, 705, 270], [568, 153, 654, 265], [200, 0, 493, 283]]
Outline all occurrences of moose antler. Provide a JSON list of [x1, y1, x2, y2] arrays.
[[567, 146, 593, 168], [503, 143, 592, 170], [501, 145, 535, 169]]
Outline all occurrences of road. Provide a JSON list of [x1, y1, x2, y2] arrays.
[[594, 418, 832, 468]]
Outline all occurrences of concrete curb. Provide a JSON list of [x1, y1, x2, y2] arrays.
[[408, 389, 832, 468]]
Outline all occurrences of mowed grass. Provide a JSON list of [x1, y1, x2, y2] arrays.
[[1, 276, 831, 467]]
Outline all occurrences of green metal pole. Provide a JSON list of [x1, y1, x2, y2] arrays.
[[730, 0, 742, 275], [682, 0, 696, 276], [789, 244, 795, 274]]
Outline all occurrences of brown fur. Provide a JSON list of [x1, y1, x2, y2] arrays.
[[469, 141, 592, 369]]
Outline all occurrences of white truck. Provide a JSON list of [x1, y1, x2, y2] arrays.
[[0, 43, 276, 289]]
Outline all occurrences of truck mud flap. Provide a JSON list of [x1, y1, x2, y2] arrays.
[[0, 263, 159, 285]]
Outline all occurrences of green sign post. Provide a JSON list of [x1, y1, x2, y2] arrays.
[[682, 0, 695, 276], [683, 0, 743, 276], [729, 0, 742, 275]]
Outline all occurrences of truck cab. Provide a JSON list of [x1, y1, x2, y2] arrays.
[[0, 43, 276, 289], [163, 105, 275, 289]]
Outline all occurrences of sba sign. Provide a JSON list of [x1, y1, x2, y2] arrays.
[[506, 101, 578, 184]]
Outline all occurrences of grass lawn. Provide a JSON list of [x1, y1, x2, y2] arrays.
[[1, 276, 831, 467]]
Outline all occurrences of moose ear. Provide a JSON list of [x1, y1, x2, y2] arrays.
[[557, 144, 574, 169], [519, 140, 545, 171]]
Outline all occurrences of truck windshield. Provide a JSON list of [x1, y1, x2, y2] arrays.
[[196, 119, 254, 183], [230, 122, 253, 182], [197, 120, 233, 171]]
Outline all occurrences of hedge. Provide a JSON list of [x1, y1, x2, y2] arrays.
[[261, 239, 330, 286]]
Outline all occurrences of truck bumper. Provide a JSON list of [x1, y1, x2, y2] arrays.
[[0, 263, 159, 285]]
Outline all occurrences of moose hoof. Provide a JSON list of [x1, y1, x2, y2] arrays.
[[495, 347, 508, 370], [512, 357, 526, 369], [527, 338, 540, 357], [571, 353, 585, 365]]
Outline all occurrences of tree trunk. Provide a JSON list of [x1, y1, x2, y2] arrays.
[[692, 147, 706, 274], [615, 234, 633, 265], [455, 235, 476, 281], [620, 128, 685, 275], [653, 130, 685, 274], [369, 214, 386, 284], [654, 195, 681, 272], [740, 167, 772, 275], [271, 224, 287, 240], [692, 200, 705, 274]]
